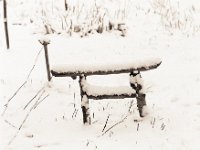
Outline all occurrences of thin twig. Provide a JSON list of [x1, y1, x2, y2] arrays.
[[19, 90, 45, 130], [23, 86, 45, 110], [8, 86, 46, 145], [33, 94, 49, 109], [101, 115, 127, 136], [73, 92, 76, 108], [72, 80, 78, 119], [8, 130, 20, 145], [102, 114, 110, 132], [2, 47, 43, 116], [137, 123, 140, 131], [71, 92, 77, 118], [161, 123, 166, 130], [74, 109, 78, 118], [2, 81, 28, 115], [151, 117, 156, 128], [4, 120, 17, 129], [26, 48, 43, 80], [72, 109, 78, 118], [128, 99, 134, 113]]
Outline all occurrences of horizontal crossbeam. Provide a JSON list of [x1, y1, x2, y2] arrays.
[[88, 94, 136, 100], [51, 60, 161, 77]]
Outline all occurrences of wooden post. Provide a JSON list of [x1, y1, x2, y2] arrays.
[[64, 0, 68, 11], [79, 75, 91, 124], [39, 39, 51, 82], [130, 71, 146, 117], [3, 0, 10, 49]]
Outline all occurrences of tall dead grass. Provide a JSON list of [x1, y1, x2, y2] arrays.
[[151, 0, 200, 35], [31, 0, 130, 37]]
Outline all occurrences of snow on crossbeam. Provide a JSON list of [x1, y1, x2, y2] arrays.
[[82, 81, 136, 100], [51, 58, 162, 77]]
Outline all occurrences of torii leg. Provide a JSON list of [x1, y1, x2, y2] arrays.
[[130, 71, 146, 117], [79, 75, 91, 124]]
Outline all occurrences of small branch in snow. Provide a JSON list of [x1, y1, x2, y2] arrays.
[[19, 90, 46, 131], [33, 94, 49, 109], [102, 114, 110, 132], [71, 92, 77, 118], [23, 86, 45, 110], [8, 130, 20, 146], [151, 117, 156, 128], [137, 123, 140, 131], [101, 115, 127, 136], [73, 92, 76, 108], [4, 120, 17, 129], [7, 86, 47, 145], [2, 81, 27, 116], [161, 123, 166, 130], [71, 86, 78, 119], [2, 47, 43, 116], [128, 99, 134, 113], [72, 109, 78, 119]]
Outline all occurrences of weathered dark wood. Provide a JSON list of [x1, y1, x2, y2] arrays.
[[39, 40, 51, 81], [87, 93, 136, 100], [130, 71, 146, 117], [44, 44, 51, 81], [136, 94, 146, 117], [3, 0, 10, 49], [51, 61, 161, 77], [64, 0, 68, 11], [79, 75, 91, 124]]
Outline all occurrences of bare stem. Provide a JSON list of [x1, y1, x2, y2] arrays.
[[33, 94, 49, 109], [8, 86, 47, 145], [101, 115, 127, 136], [2, 48, 43, 116], [102, 114, 110, 132], [23, 86, 45, 110]]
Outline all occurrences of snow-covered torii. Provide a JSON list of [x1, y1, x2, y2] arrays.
[[39, 38, 162, 125]]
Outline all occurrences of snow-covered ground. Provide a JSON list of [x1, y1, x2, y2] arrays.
[[1, 0, 200, 150]]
